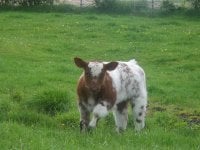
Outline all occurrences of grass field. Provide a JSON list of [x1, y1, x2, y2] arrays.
[[0, 9, 200, 149]]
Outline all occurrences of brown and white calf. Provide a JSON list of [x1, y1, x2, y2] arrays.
[[74, 57, 147, 132]]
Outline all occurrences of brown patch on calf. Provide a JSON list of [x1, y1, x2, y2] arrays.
[[77, 77, 90, 103], [75, 58, 120, 131], [75, 57, 118, 94], [104, 62, 118, 71], [100, 72, 117, 108], [74, 57, 88, 69], [76, 62, 117, 110], [117, 101, 128, 113]]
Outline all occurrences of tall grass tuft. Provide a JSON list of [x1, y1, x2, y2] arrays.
[[0, 100, 11, 121], [8, 110, 57, 127], [10, 90, 23, 103], [26, 89, 71, 116]]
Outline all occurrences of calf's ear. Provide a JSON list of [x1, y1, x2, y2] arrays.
[[74, 57, 87, 68], [105, 62, 118, 71]]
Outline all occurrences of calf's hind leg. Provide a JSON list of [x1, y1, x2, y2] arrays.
[[131, 97, 147, 131], [113, 101, 128, 132]]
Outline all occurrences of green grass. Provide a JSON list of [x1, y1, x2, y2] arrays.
[[0, 10, 200, 149]]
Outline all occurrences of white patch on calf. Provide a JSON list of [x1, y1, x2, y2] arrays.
[[89, 104, 108, 128], [107, 60, 147, 131], [88, 62, 103, 77], [93, 104, 108, 118]]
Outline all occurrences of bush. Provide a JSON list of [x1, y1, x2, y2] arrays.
[[25, 90, 71, 115], [94, 0, 117, 9], [161, 0, 176, 12], [133, 0, 148, 11], [94, 0, 149, 13], [0, 0, 53, 6], [188, 0, 200, 10]]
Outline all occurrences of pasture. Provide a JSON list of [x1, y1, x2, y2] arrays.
[[0, 10, 200, 149]]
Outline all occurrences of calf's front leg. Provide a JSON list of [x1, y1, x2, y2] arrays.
[[79, 103, 90, 132], [89, 103, 109, 128]]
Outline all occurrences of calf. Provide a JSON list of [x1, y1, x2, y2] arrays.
[[74, 57, 147, 132]]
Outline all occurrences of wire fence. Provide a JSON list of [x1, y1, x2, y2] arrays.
[[0, 0, 192, 10], [62, 0, 190, 9]]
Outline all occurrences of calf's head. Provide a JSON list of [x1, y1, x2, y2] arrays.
[[74, 57, 118, 92]]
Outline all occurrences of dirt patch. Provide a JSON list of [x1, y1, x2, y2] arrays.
[[179, 112, 200, 125], [148, 102, 200, 127], [152, 106, 166, 112]]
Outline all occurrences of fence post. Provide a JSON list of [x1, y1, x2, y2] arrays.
[[80, 0, 83, 7], [151, 0, 154, 16]]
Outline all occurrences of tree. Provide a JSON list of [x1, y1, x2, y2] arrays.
[[188, 0, 200, 10]]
